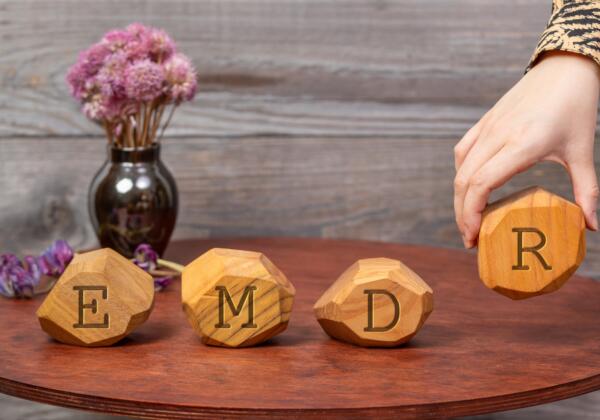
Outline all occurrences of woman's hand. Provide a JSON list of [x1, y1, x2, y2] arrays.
[[454, 51, 600, 248]]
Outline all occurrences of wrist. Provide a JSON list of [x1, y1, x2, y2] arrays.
[[536, 51, 600, 89]]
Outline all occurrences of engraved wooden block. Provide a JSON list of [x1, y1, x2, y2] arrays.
[[36, 248, 155, 347], [313, 258, 433, 347], [478, 187, 586, 300], [181, 248, 296, 348]]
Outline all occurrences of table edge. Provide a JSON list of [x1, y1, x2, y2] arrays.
[[1, 374, 599, 419]]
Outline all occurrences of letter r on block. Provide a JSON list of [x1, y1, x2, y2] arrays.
[[512, 227, 552, 271]]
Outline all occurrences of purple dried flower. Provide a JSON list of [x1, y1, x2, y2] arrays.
[[133, 243, 158, 272], [0, 241, 73, 299], [124, 59, 165, 102], [38, 240, 74, 277], [23, 255, 43, 279], [153, 276, 172, 292], [132, 244, 175, 291], [164, 53, 197, 103], [0, 254, 37, 298]]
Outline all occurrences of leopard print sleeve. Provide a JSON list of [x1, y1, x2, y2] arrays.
[[528, 0, 600, 71]]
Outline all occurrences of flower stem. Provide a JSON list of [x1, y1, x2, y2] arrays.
[[158, 104, 177, 142], [157, 258, 185, 273], [151, 104, 165, 143]]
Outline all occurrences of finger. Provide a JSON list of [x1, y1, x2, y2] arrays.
[[568, 158, 599, 230], [454, 128, 504, 240], [462, 146, 536, 248], [454, 123, 481, 171]]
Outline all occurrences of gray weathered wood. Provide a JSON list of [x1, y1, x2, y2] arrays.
[[0, 0, 549, 138], [2, 135, 600, 278]]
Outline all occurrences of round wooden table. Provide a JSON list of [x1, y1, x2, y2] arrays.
[[1, 238, 599, 419]]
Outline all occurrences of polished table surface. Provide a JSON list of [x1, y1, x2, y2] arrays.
[[0, 238, 599, 419]]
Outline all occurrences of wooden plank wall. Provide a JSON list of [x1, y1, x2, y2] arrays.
[[2, 1, 599, 274], [1, 1, 600, 418], [5, 0, 579, 262]]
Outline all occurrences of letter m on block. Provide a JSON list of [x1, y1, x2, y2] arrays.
[[214, 285, 257, 329]]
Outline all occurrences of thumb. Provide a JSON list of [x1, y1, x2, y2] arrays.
[[568, 158, 600, 231]]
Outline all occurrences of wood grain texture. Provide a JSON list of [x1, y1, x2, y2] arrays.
[[37, 248, 155, 346], [314, 257, 433, 347], [478, 187, 586, 300], [181, 248, 295, 347], [1, 238, 600, 419], [0, 0, 550, 138]]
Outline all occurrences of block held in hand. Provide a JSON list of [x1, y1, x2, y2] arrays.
[[478, 186, 586, 299], [313, 258, 433, 347]]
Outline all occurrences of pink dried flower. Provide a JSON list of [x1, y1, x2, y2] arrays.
[[164, 53, 197, 103], [103, 97, 129, 121], [82, 96, 106, 120], [97, 52, 129, 97], [102, 29, 133, 53], [81, 43, 111, 75], [148, 28, 175, 62], [124, 23, 153, 60], [66, 43, 110, 98], [67, 23, 197, 146], [124, 59, 165, 102], [79, 77, 106, 120], [66, 62, 88, 99], [126, 22, 152, 39]]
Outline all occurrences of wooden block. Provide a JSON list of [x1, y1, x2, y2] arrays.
[[478, 186, 586, 300], [313, 258, 433, 347], [36, 248, 155, 347], [181, 248, 296, 347]]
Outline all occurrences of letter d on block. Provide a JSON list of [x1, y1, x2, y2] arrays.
[[181, 248, 295, 347], [314, 258, 433, 347]]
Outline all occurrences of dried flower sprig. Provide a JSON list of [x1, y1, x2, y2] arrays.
[[132, 243, 184, 291], [0, 240, 74, 299], [66, 23, 197, 149], [0, 241, 182, 298]]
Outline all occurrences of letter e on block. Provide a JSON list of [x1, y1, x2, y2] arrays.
[[314, 258, 433, 347], [37, 248, 155, 347], [478, 187, 586, 299], [181, 248, 296, 347]]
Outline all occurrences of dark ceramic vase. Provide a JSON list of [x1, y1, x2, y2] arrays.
[[89, 144, 178, 257]]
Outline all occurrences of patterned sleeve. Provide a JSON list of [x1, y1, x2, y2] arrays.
[[528, 0, 600, 71]]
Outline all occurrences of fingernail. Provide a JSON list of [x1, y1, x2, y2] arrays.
[[462, 235, 470, 248], [593, 210, 599, 231]]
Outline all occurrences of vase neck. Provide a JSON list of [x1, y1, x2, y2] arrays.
[[110, 144, 161, 163]]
